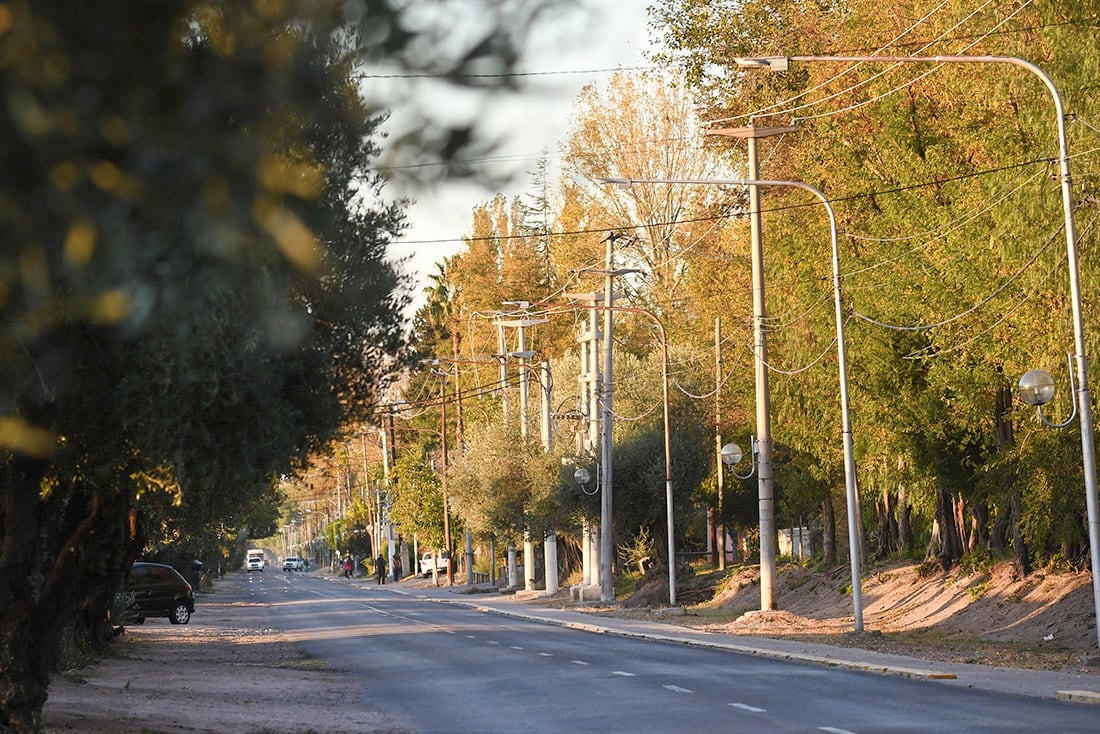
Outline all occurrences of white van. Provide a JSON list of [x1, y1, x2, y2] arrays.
[[419, 551, 449, 577]]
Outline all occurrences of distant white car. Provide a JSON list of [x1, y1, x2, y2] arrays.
[[419, 552, 449, 577], [282, 557, 304, 572]]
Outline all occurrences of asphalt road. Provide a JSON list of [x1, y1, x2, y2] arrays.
[[247, 572, 1099, 733]]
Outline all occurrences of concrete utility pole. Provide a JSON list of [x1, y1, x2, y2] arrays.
[[707, 123, 795, 611], [714, 316, 727, 571], [540, 359, 558, 593], [496, 310, 549, 590], [435, 368, 453, 586], [579, 301, 601, 586], [600, 235, 617, 602]]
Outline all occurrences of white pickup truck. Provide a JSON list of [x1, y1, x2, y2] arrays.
[[418, 552, 450, 577]]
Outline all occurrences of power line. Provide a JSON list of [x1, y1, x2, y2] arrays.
[[391, 155, 1052, 246], [353, 65, 658, 80]]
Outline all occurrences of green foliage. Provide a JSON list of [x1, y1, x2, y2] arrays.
[[646, 0, 1100, 571], [0, 0, 550, 728], [618, 526, 657, 574], [390, 451, 446, 550], [447, 421, 565, 545]]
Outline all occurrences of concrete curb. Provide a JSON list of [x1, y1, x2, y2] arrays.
[[322, 575, 1100, 701], [428, 594, 961, 683], [1057, 690, 1100, 705]]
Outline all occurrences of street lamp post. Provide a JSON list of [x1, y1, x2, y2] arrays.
[[543, 300, 678, 606], [734, 53, 1099, 648], [599, 176, 864, 630]]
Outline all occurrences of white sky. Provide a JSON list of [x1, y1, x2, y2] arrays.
[[381, 0, 655, 309]]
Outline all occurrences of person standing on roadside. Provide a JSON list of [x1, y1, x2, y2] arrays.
[[375, 553, 386, 584]]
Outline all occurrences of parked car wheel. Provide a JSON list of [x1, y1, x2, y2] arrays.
[[169, 602, 191, 625]]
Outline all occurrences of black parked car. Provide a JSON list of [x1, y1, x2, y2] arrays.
[[125, 562, 195, 625]]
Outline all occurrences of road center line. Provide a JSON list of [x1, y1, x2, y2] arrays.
[[537, 652, 553, 657], [663, 685, 693, 694], [819, 728, 857, 734], [611, 671, 636, 677], [571, 660, 590, 666], [729, 703, 766, 713]]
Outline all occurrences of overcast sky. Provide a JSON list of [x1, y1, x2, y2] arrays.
[[382, 0, 654, 309]]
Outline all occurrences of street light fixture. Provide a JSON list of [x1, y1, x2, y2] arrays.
[[721, 439, 757, 480], [1018, 370, 1056, 408], [599, 175, 864, 631], [1019, 355, 1077, 429], [738, 52, 1100, 649]]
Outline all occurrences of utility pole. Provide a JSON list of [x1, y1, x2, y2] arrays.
[[452, 339, 474, 586], [707, 123, 795, 610], [567, 234, 633, 602], [496, 309, 548, 590], [599, 235, 616, 601], [573, 301, 600, 587], [435, 369, 453, 586], [540, 359, 558, 593], [714, 317, 726, 571]]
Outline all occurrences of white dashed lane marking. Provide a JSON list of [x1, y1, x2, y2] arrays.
[[571, 660, 590, 666], [663, 685, 693, 694], [730, 703, 766, 713], [819, 728, 857, 734], [537, 652, 553, 657], [612, 671, 636, 677]]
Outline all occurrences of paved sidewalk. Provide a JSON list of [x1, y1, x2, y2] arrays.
[[370, 579, 1100, 705]]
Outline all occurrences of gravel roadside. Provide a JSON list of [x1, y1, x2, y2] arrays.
[[42, 576, 409, 734]]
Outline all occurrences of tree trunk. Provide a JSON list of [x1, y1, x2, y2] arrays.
[[706, 507, 716, 565], [821, 493, 836, 567], [931, 484, 962, 569], [969, 501, 989, 551], [897, 481, 913, 554], [1, 456, 134, 732], [875, 481, 897, 558], [991, 505, 1010, 553], [953, 494, 967, 552], [1010, 490, 1032, 576], [0, 456, 53, 732]]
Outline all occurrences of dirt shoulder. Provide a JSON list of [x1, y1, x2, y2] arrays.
[[582, 559, 1100, 673], [43, 578, 409, 734]]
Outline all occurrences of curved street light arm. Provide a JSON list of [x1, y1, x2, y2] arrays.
[[594, 177, 864, 631], [773, 53, 1099, 649], [1037, 353, 1079, 429], [727, 437, 758, 480]]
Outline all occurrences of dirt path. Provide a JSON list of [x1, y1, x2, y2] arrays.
[[611, 559, 1100, 671], [43, 578, 409, 734]]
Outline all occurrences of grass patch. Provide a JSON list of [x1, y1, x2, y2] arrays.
[[789, 576, 810, 591], [967, 577, 990, 600], [277, 656, 327, 670]]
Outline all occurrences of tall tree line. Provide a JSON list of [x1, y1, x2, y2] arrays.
[[403, 2, 1100, 594], [0, 0, 549, 729]]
